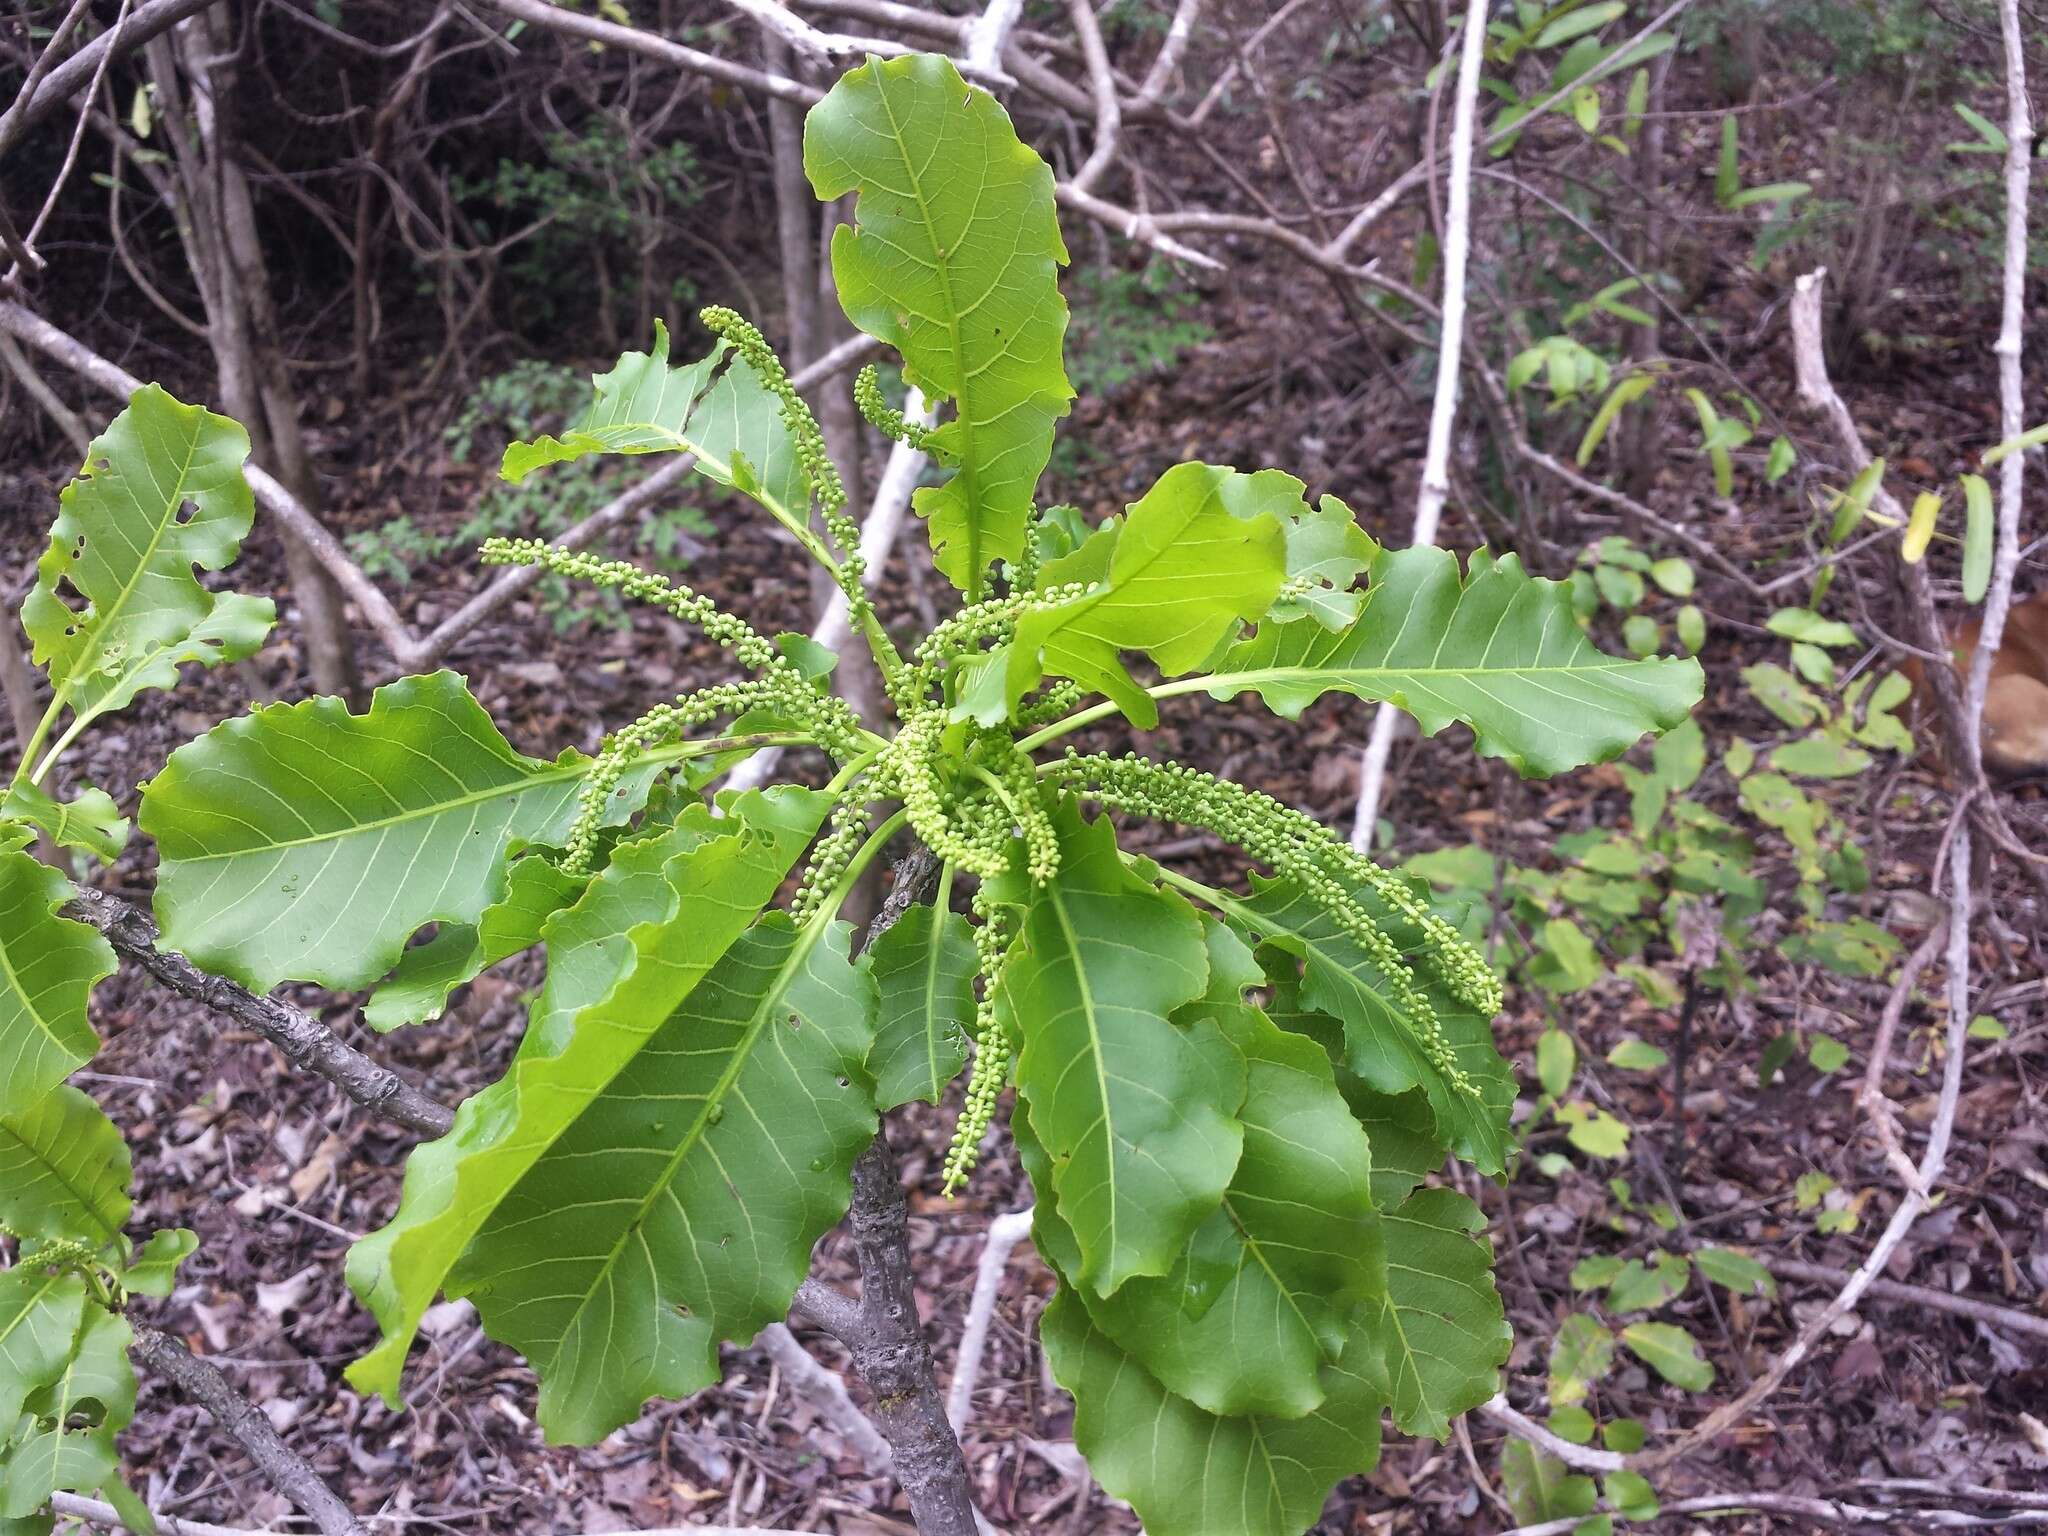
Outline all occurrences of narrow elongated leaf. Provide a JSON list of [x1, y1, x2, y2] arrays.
[[806, 54, 1073, 593], [1224, 870, 1514, 1175], [0, 1269, 88, 1427], [1008, 806, 1244, 1297], [1041, 1289, 1386, 1536], [0, 848, 114, 1121], [1208, 548, 1704, 777], [143, 671, 651, 993], [861, 899, 974, 1109], [0, 1087, 130, 1251], [1004, 464, 1292, 724], [450, 915, 877, 1443], [1020, 927, 1379, 1419], [346, 787, 828, 1406], [1961, 473, 1993, 603], [21, 385, 274, 730], [1367, 1186, 1511, 1439]]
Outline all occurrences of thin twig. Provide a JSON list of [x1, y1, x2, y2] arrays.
[[755, 1322, 895, 1469], [946, 1205, 1036, 1429]]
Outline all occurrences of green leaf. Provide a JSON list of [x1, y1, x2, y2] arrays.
[[1675, 603, 1706, 653], [806, 54, 1073, 593], [1009, 807, 1244, 1297], [1021, 932, 1379, 1419], [0, 848, 114, 1121], [1536, 1026, 1576, 1098], [1368, 1186, 1511, 1438], [1002, 463, 1291, 725], [1536, 2, 1623, 47], [1040, 1288, 1386, 1536], [1961, 473, 1993, 603], [1535, 916, 1601, 993], [1766, 436, 1797, 482], [143, 672, 652, 993], [500, 324, 813, 549], [1548, 1313, 1616, 1407], [1557, 1100, 1630, 1158], [1727, 181, 1810, 210], [860, 898, 974, 1109], [1605, 1252, 1687, 1313], [1715, 115, 1740, 206], [1209, 548, 1703, 779], [344, 787, 829, 1408], [1769, 734, 1873, 779], [1570, 1255, 1624, 1290], [1742, 662, 1821, 727], [20, 385, 274, 739], [364, 854, 587, 1033], [1982, 421, 2048, 467], [1548, 1404, 1596, 1443], [119, 1229, 198, 1298], [449, 913, 877, 1443], [1501, 1441, 1597, 1524], [1766, 607, 1857, 648], [1692, 1246, 1775, 1298], [1621, 614, 1660, 656], [0, 1305, 133, 1520], [0, 1088, 130, 1252], [1576, 374, 1655, 466], [1606, 1038, 1668, 1072], [1950, 100, 2007, 152], [1622, 1320, 1714, 1391], [1605, 1469, 1660, 1520], [1270, 493, 1378, 629], [0, 1268, 88, 1428], [1648, 558, 1695, 598], [0, 782, 127, 864], [1232, 869, 1515, 1176]]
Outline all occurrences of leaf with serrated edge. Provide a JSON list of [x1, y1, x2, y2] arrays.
[[21, 385, 274, 733], [143, 671, 654, 994], [0, 848, 114, 1121], [1019, 918, 1380, 1418], [1209, 547, 1703, 777], [0, 781, 127, 863], [449, 913, 877, 1443], [806, 54, 1073, 593], [0, 1087, 130, 1251], [1366, 1186, 1511, 1439], [1008, 806, 1243, 1297], [1041, 1288, 1385, 1536], [345, 786, 829, 1407], [1003, 463, 1292, 724], [861, 900, 974, 1109], [1272, 492, 1380, 629]]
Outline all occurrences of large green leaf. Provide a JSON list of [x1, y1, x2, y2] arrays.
[[1225, 872, 1515, 1175], [1000, 464, 1292, 725], [0, 1305, 132, 1521], [20, 384, 273, 733], [143, 671, 651, 993], [1270, 493, 1378, 630], [0, 1087, 130, 1251], [860, 898, 973, 1109], [1041, 1289, 1385, 1536], [1207, 547, 1704, 776], [0, 849, 114, 1121], [1008, 806, 1244, 1297], [1366, 1185, 1510, 1439], [345, 787, 828, 1406], [806, 54, 1073, 594], [500, 326, 810, 534], [0, 1270, 88, 1429], [1022, 921, 1380, 1419], [449, 914, 876, 1443]]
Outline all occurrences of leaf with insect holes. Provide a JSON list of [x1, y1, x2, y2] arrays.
[[21, 385, 274, 736], [806, 54, 1073, 593], [1209, 548, 1703, 779]]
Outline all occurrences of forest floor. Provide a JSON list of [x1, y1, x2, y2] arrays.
[[6, 44, 2048, 1536]]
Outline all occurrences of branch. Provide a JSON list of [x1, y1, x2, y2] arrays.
[[1349, 0, 1488, 851], [1503, 1492, 2048, 1535], [64, 887, 455, 1139], [0, 0, 218, 162], [1065, 0, 1122, 193], [945, 1205, 1036, 1429], [130, 1325, 369, 1536], [755, 1322, 895, 1469]]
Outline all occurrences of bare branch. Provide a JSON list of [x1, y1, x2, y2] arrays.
[[1349, 0, 1488, 850], [1065, 0, 1122, 193], [755, 1322, 896, 1469], [945, 1205, 1036, 1429], [0, 0, 218, 163], [1503, 1491, 2048, 1534], [64, 887, 455, 1140], [131, 1325, 370, 1536]]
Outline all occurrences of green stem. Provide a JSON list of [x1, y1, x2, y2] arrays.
[[1013, 675, 1227, 755]]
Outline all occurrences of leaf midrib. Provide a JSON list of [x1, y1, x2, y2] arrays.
[[1043, 881, 1117, 1279], [0, 1120, 121, 1247]]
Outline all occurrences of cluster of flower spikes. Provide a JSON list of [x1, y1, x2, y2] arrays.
[[1044, 750, 1504, 1096], [480, 539, 868, 877], [853, 364, 947, 460]]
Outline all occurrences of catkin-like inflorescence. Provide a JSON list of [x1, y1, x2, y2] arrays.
[[791, 778, 874, 924], [1046, 750, 1501, 1097], [942, 882, 1018, 1192], [853, 364, 944, 457]]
